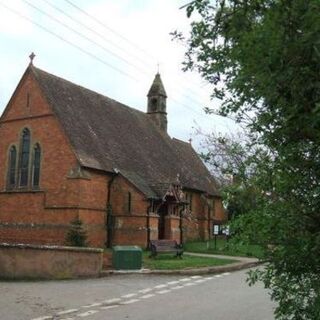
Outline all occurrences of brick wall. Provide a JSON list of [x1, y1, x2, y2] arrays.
[[109, 176, 150, 247], [0, 69, 226, 248], [0, 243, 103, 279]]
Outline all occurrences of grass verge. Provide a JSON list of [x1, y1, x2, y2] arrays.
[[143, 252, 236, 270], [184, 239, 264, 259]]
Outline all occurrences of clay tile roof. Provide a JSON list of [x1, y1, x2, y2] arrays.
[[31, 66, 220, 197]]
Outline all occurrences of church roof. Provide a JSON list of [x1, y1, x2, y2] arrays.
[[30, 66, 219, 198]]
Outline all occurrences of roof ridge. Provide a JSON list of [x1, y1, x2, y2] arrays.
[[31, 65, 147, 117], [172, 137, 191, 145]]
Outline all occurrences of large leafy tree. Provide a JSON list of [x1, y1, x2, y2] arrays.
[[175, 0, 320, 319]]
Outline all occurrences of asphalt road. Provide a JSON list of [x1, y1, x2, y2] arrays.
[[0, 268, 275, 320]]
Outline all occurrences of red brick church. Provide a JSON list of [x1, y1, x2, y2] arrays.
[[0, 59, 226, 248]]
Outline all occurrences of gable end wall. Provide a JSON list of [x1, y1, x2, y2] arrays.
[[0, 71, 86, 245]]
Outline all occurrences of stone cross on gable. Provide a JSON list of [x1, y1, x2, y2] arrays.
[[29, 52, 35, 65]]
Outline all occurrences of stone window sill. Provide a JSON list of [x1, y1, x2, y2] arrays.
[[1, 189, 44, 194]]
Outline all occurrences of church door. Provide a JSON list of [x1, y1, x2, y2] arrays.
[[158, 203, 168, 239]]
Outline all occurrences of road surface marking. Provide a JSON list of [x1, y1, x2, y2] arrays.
[[78, 310, 99, 317], [121, 293, 137, 298], [102, 298, 122, 304], [179, 277, 191, 282], [141, 294, 155, 299], [184, 282, 196, 286], [121, 299, 140, 305], [171, 285, 184, 290], [100, 305, 119, 310], [82, 302, 102, 308], [157, 289, 171, 294], [139, 288, 153, 293], [194, 279, 206, 283], [32, 274, 223, 320], [154, 284, 167, 289], [56, 309, 79, 315]]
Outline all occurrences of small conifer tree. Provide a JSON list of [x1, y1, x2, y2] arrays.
[[65, 217, 87, 247]]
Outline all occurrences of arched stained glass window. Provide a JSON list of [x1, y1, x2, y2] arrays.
[[8, 146, 17, 188], [32, 144, 41, 187], [19, 128, 30, 187]]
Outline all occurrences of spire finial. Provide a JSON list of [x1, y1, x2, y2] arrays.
[[157, 62, 160, 74], [29, 52, 35, 65]]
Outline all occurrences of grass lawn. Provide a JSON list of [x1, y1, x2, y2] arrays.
[[143, 252, 236, 270], [184, 238, 264, 259]]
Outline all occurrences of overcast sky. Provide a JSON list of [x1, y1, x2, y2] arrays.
[[0, 0, 236, 147]]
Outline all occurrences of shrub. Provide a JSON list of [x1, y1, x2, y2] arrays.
[[65, 217, 87, 247]]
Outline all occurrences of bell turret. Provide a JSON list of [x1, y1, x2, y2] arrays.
[[147, 73, 167, 133]]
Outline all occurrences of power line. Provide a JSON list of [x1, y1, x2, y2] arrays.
[[23, 0, 151, 76], [27, 0, 211, 110], [170, 96, 209, 119], [0, 2, 138, 81], [0, 2, 216, 121], [63, 0, 156, 64], [62, 0, 211, 99], [40, 0, 153, 71]]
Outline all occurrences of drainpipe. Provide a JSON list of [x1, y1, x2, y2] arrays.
[[106, 168, 119, 249], [179, 205, 184, 245], [146, 198, 153, 250], [208, 203, 211, 242]]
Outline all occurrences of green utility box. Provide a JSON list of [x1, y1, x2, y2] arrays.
[[112, 246, 142, 270]]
